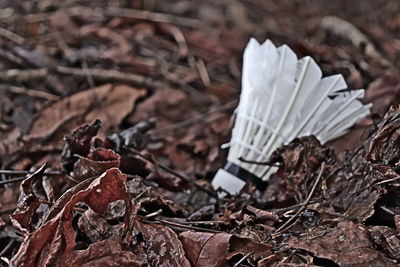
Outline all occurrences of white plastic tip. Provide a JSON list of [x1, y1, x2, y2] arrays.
[[211, 168, 246, 196]]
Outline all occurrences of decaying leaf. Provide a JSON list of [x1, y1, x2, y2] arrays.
[[133, 221, 191, 266], [179, 231, 272, 266], [287, 221, 397, 266], [10, 164, 47, 235], [61, 119, 102, 172], [369, 225, 400, 260], [72, 148, 121, 181], [24, 84, 146, 144], [10, 168, 130, 266]]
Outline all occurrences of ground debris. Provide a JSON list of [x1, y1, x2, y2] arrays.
[[1, 1, 400, 266]]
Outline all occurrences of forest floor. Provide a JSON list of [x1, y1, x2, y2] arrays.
[[1, 0, 400, 266]]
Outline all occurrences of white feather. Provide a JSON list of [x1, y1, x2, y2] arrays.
[[213, 38, 372, 193]]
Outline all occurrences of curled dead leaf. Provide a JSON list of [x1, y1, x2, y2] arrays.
[[10, 168, 130, 267]]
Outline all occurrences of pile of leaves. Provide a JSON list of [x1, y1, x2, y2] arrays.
[[2, 0, 400, 266]]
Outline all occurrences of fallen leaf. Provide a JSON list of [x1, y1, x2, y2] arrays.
[[61, 119, 102, 172], [133, 221, 191, 266], [10, 164, 47, 235], [72, 148, 121, 181], [287, 221, 397, 266], [72, 237, 146, 267], [10, 168, 130, 266], [369, 226, 400, 260], [24, 84, 146, 145], [179, 231, 272, 266]]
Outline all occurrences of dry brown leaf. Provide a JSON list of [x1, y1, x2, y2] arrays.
[[179, 231, 272, 267], [24, 84, 146, 144], [10, 164, 47, 235], [133, 221, 191, 266], [10, 168, 130, 266], [72, 148, 121, 181], [287, 221, 397, 266], [369, 226, 400, 260], [72, 237, 146, 266]]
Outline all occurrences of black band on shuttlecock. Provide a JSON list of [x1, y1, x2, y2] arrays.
[[224, 162, 268, 191]]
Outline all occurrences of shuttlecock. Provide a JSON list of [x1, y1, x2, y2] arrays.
[[212, 38, 372, 195]]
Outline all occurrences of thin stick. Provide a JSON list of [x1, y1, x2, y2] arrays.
[[124, 147, 217, 198], [375, 176, 400, 186], [0, 170, 64, 176], [354, 172, 400, 194], [22, 7, 207, 30], [195, 58, 211, 87], [143, 209, 163, 219], [7, 86, 59, 101], [0, 170, 65, 185], [167, 220, 225, 225], [55, 66, 155, 88], [0, 67, 156, 88], [0, 176, 26, 186], [274, 162, 325, 235], [270, 198, 323, 213], [158, 219, 221, 233], [238, 156, 281, 167], [234, 253, 252, 267], [0, 27, 25, 45], [0, 48, 25, 66], [0, 239, 16, 257], [150, 100, 237, 135]]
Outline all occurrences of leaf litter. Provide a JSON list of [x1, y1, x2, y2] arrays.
[[1, 1, 400, 266]]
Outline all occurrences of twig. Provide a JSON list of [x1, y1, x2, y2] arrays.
[[167, 220, 225, 225], [22, 6, 207, 29], [238, 157, 282, 167], [0, 239, 16, 257], [81, 60, 96, 89], [0, 170, 64, 185], [0, 27, 25, 45], [0, 67, 156, 88], [374, 176, 400, 186], [195, 58, 211, 87], [319, 16, 395, 69], [0, 176, 27, 186], [0, 170, 64, 175], [163, 24, 189, 57], [380, 205, 395, 215], [55, 66, 156, 88], [354, 169, 400, 194], [0, 69, 48, 83], [143, 209, 163, 219], [234, 253, 252, 267], [277, 249, 298, 265], [150, 100, 237, 135], [160, 67, 212, 106], [158, 219, 221, 233], [7, 86, 59, 101], [0, 48, 24, 66], [123, 146, 217, 198], [104, 7, 207, 29], [270, 198, 323, 213], [273, 162, 325, 235]]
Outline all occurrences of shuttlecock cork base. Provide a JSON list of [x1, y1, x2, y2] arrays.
[[212, 162, 268, 195], [212, 38, 372, 195]]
